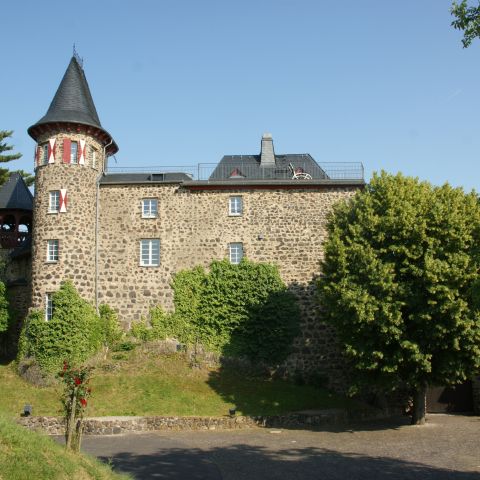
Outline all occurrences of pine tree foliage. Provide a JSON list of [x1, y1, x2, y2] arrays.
[[318, 172, 480, 418], [0, 130, 34, 187]]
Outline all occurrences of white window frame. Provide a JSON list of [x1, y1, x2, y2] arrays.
[[142, 198, 158, 218], [91, 147, 97, 169], [71, 141, 78, 164], [46, 239, 59, 262], [45, 293, 53, 321], [229, 196, 243, 216], [228, 242, 243, 264], [42, 144, 49, 165], [48, 191, 60, 213], [140, 239, 160, 266]]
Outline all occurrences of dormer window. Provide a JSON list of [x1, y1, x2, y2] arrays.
[[71, 141, 78, 164]]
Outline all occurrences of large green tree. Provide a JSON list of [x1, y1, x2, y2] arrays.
[[451, 1, 480, 47], [318, 172, 480, 424], [0, 130, 34, 187]]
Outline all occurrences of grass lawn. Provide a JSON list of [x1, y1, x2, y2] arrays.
[[1, 349, 363, 418], [0, 414, 128, 479]]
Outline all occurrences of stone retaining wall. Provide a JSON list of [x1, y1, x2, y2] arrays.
[[18, 409, 398, 436]]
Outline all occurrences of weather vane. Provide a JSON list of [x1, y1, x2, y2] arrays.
[[73, 43, 84, 69]]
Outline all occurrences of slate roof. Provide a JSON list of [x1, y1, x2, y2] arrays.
[[100, 172, 193, 184], [0, 173, 33, 211], [28, 56, 118, 155], [209, 154, 328, 181]]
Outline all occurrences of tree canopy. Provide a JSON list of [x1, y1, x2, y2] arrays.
[[318, 172, 480, 424], [451, 1, 480, 47], [0, 130, 34, 187]]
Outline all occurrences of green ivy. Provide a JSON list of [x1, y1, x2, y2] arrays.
[[133, 259, 300, 365], [18, 282, 119, 373]]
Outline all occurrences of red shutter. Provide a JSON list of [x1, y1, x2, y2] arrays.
[[48, 138, 56, 164], [79, 140, 86, 165], [63, 139, 71, 164], [60, 189, 67, 212]]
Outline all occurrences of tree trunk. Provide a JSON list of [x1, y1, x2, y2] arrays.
[[411, 383, 427, 425], [65, 389, 77, 449]]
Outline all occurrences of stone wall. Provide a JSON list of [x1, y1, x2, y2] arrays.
[[98, 183, 358, 387], [17, 408, 396, 435], [31, 130, 104, 311]]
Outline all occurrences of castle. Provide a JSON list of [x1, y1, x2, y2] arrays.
[[5, 55, 365, 383]]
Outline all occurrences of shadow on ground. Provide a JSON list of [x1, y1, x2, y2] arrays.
[[98, 443, 479, 480]]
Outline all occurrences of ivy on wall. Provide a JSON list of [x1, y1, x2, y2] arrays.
[[133, 259, 301, 365], [18, 282, 121, 372]]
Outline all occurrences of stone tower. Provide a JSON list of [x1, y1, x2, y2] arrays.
[[27, 55, 118, 317]]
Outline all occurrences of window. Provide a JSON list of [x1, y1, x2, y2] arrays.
[[229, 196, 243, 216], [140, 239, 160, 266], [42, 144, 49, 165], [46, 239, 59, 262], [228, 242, 243, 264], [91, 147, 97, 169], [71, 141, 78, 164], [48, 191, 60, 213], [45, 293, 53, 321], [142, 199, 158, 218]]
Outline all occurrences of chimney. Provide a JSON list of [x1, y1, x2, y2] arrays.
[[260, 133, 275, 167]]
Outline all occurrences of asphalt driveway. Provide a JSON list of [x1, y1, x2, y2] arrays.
[[80, 414, 480, 479]]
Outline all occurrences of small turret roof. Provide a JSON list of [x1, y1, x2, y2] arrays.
[[28, 56, 118, 155], [0, 173, 33, 211]]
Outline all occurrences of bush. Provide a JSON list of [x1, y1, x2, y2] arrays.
[[99, 304, 123, 348], [18, 282, 104, 373], [132, 259, 300, 365]]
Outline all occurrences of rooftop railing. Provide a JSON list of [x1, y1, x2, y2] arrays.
[[106, 162, 364, 181]]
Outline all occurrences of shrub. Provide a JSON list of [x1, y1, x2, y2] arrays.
[[133, 259, 301, 365], [99, 304, 123, 348], [18, 281, 104, 373]]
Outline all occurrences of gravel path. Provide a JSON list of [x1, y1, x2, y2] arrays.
[[80, 414, 480, 479]]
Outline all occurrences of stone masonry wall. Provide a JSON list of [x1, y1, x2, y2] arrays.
[[98, 183, 358, 387], [31, 130, 104, 310]]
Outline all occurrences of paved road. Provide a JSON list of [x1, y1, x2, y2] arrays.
[[80, 414, 480, 479]]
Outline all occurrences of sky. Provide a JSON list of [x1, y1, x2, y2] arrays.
[[2, 0, 479, 191]]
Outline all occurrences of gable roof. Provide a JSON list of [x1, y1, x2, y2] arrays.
[[0, 173, 33, 210], [28, 56, 118, 155], [209, 153, 328, 181]]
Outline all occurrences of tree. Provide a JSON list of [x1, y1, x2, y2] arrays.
[[0, 130, 34, 187], [318, 172, 480, 425], [451, 1, 480, 47]]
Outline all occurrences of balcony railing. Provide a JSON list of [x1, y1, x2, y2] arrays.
[[106, 162, 364, 181]]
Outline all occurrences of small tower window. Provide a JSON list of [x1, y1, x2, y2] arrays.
[[46, 239, 59, 262], [48, 191, 60, 213], [71, 141, 78, 164], [91, 147, 97, 169], [42, 144, 49, 165], [45, 293, 53, 321]]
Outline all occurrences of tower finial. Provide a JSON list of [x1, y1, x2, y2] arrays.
[[73, 43, 84, 69]]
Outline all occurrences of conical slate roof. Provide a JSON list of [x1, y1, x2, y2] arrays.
[[0, 173, 33, 211], [28, 56, 118, 155]]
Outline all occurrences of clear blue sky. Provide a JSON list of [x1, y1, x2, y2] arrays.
[[2, 0, 479, 190]]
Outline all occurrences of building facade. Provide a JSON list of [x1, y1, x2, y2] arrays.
[[25, 56, 365, 385]]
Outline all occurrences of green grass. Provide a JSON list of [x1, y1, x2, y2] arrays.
[[0, 349, 363, 418], [0, 414, 128, 479]]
